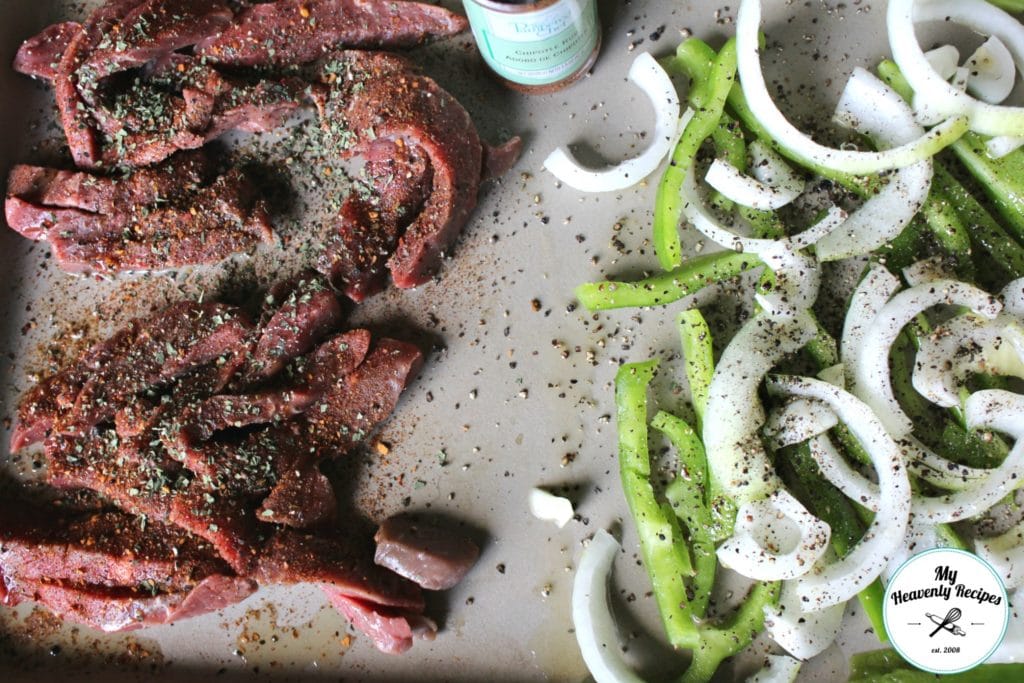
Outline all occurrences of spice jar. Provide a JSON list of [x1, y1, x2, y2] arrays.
[[462, 0, 601, 94]]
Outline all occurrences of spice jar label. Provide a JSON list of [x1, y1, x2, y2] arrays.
[[463, 0, 600, 87]]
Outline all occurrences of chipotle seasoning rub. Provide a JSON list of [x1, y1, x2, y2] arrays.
[[462, 0, 601, 93]]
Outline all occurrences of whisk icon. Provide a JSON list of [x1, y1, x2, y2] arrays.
[[926, 608, 967, 637]]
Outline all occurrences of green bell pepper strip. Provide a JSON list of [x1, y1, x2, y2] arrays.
[[987, 0, 1024, 12], [615, 361, 701, 649], [934, 162, 1024, 281], [849, 648, 1024, 682], [677, 309, 714, 426], [654, 40, 738, 270], [877, 60, 1024, 263], [652, 411, 716, 618], [678, 581, 781, 683], [575, 251, 762, 311]]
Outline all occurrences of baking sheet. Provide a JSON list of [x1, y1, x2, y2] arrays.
[[0, 1, 926, 680]]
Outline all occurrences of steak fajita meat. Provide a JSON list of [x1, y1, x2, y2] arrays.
[[5, 151, 274, 274], [195, 0, 467, 68], [6, 281, 441, 649], [315, 51, 523, 297]]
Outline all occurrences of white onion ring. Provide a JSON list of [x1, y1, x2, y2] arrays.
[[703, 311, 817, 505], [543, 52, 688, 192], [807, 433, 880, 511], [888, 0, 1024, 136], [572, 529, 644, 683], [925, 45, 960, 81], [902, 436, 990, 492], [755, 242, 822, 317], [764, 398, 839, 449], [704, 159, 802, 210], [815, 68, 933, 261], [746, 654, 803, 683], [767, 376, 911, 610], [967, 36, 1017, 105], [763, 581, 845, 661], [738, 0, 967, 174], [901, 256, 950, 287], [987, 135, 1024, 159], [681, 166, 847, 255], [855, 279, 1001, 438], [716, 489, 831, 581], [1004, 277, 1024, 317], [841, 264, 902, 398], [909, 390, 1024, 523], [750, 140, 806, 197], [912, 313, 1024, 408], [979, 522, 1024, 590]]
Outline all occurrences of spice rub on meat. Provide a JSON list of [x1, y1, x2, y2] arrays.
[[5, 150, 273, 274], [315, 51, 523, 300], [13, 0, 467, 170], [3, 275, 451, 651], [9, 0, 520, 286]]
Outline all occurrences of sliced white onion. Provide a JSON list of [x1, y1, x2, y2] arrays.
[[703, 312, 817, 505], [908, 390, 1024, 523], [750, 140, 806, 197], [855, 279, 1001, 438], [1004, 277, 1024, 317], [967, 36, 1017, 105], [543, 53, 688, 193], [528, 487, 575, 528], [817, 363, 845, 388], [738, 0, 967, 174], [816, 68, 933, 261], [716, 489, 831, 581], [746, 653, 803, 683], [808, 434, 880, 511], [705, 159, 802, 210], [764, 581, 845, 660], [902, 436, 991, 492], [883, 517, 942, 583], [987, 135, 1024, 159], [755, 242, 822, 317], [978, 520, 1024, 590], [988, 588, 1024, 664], [950, 65, 971, 95], [888, 0, 1024, 136], [912, 313, 1024, 408], [764, 398, 838, 449], [901, 256, 951, 287], [572, 529, 644, 683], [682, 165, 847, 255], [841, 264, 902, 398], [767, 376, 912, 610], [925, 45, 961, 81]]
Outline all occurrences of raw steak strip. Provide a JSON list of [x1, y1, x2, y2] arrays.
[[6, 155, 274, 274], [196, 0, 468, 68], [316, 51, 522, 295]]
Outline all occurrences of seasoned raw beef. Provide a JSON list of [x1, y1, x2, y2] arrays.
[[5, 152, 274, 274], [315, 51, 522, 296], [196, 0, 467, 68], [6, 281, 440, 650]]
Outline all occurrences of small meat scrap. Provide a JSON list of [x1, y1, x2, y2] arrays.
[[196, 0, 468, 67], [374, 514, 480, 590], [4, 151, 274, 274], [315, 51, 523, 299], [5, 280, 445, 651]]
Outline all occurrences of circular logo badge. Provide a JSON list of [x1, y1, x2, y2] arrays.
[[884, 548, 1009, 674]]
